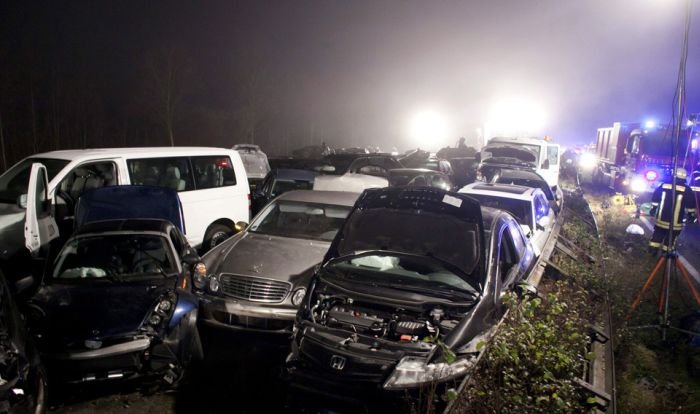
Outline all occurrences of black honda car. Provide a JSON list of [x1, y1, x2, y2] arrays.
[[286, 187, 537, 409]]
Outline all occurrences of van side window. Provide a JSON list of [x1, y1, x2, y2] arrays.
[[57, 162, 118, 202], [191, 156, 236, 189], [127, 158, 194, 192]]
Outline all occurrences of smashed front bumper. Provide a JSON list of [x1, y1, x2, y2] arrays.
[[44, 335, 181, 384], [200, 297, 297, 333]]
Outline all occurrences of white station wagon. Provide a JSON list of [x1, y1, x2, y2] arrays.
[[459, 182, 555, 257]]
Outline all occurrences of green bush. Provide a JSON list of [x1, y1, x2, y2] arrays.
[[456, 284, 591, 413]]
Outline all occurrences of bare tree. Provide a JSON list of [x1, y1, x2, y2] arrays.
[[144, 48, 192, 146], [0, 114, 6, 171]]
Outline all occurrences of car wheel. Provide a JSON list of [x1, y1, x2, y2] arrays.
[[203, 224, 234, 251]]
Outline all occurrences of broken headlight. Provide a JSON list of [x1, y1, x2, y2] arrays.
[[193, 262, 207, 290], [382, 355, 474, 390], [144, 293, 177, 330]]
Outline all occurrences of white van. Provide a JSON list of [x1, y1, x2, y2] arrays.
[[0, 147, 249, 258], [481, 137, 560, 190]]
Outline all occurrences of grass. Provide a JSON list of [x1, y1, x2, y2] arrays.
[[580, 184, 700, 414]]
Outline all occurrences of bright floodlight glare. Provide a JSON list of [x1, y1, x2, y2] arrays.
[[486, 96, 547, 137], [644, 120, 656, 129], [409, 110, 448, 144], [630, 177, 647, 193], [578, 152, 597, 170]]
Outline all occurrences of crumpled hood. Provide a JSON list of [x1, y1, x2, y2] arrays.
[[0, 203, 25, 260], [31, 279, 175, 347], [211, 232, 330, 286]]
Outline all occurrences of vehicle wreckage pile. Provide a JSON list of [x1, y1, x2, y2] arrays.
[[0, 138, 619, 413]]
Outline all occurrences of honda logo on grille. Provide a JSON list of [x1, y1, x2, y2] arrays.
[[330, 355, 346, 370]]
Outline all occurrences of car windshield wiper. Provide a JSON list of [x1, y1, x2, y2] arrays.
[[378, 283, 478, 301]]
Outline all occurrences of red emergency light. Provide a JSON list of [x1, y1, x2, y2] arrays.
[[644, 170, 659, 182]]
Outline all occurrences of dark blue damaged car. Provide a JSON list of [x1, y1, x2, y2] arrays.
[[26, 186, 203, 387]]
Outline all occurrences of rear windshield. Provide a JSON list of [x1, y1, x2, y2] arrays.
[[239, 153, 271, 177], [466, 194, 532, 228], [0, 158, 69, 203]]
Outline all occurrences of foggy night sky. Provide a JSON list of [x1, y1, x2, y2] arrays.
[[2, 0, 699, 151]]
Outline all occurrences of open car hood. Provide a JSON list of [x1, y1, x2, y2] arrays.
[[482, 145, 537, 165], [75, 185, 185, 233], [324, 187, 486, 287]]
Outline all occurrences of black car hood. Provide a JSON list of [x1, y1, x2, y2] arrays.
[[482, 145, 537, 165], [325, 187, 486, 287], [31, 278, 175, 346]]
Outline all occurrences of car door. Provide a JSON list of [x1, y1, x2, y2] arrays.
[[24, 163, 59, 256]]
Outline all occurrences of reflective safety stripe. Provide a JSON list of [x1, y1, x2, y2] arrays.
[[649, 241, 662, 248], [662, 183, 686, 191], [657, 191, 666, 220]]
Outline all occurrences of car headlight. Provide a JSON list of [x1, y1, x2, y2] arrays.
[[149, 314, 162, 326], [209, 276, 220, 292], [383, 356, 474, 390], [578, 152, 597, 169], [630, 177, 647, 193], [156, 299, 172, 313], [193, 262, 207, 290], [291, 288, 306, 306]]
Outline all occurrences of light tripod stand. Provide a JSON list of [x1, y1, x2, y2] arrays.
[[627, 0, 696, 341]]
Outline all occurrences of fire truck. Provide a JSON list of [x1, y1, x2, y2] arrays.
[[586, 122, 692, 194]]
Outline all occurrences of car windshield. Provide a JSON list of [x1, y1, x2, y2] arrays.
[[53, 234, 177, 280], [327, 253, 479, 294], [248, 200, 351, 241], [0, 158, 69, 203], [271, 179, 314, 196], [466, 194, 532, 228]]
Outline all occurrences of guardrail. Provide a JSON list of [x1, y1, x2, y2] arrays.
[[444, 185, 616, 414]]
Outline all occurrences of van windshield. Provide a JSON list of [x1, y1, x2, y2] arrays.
[[0, 158, 69, 203]]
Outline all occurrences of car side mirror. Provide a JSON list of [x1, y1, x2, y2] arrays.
[[515, 281, 538, 299], [181, 249, 200, 266], [520, 224, 532, 237], [235, 221, 248, 232], [17, 194, 27, 209], [541, 159, 550, 170]]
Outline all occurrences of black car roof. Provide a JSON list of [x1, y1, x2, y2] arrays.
[[75, 219, 172, 236]]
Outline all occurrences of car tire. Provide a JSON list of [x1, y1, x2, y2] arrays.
[[203, 224, 234, 251], [30, 365, 48, 414]]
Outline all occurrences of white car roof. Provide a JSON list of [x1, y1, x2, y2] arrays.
[[31, 147, 236, 161], [487, 136, 546, 146], [459, 182, 541, 201]]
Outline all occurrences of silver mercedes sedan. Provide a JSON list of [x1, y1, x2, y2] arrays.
[[197, 190, 359, 333]]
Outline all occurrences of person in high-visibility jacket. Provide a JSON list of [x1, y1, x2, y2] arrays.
[[649, 168, 697, 251]]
